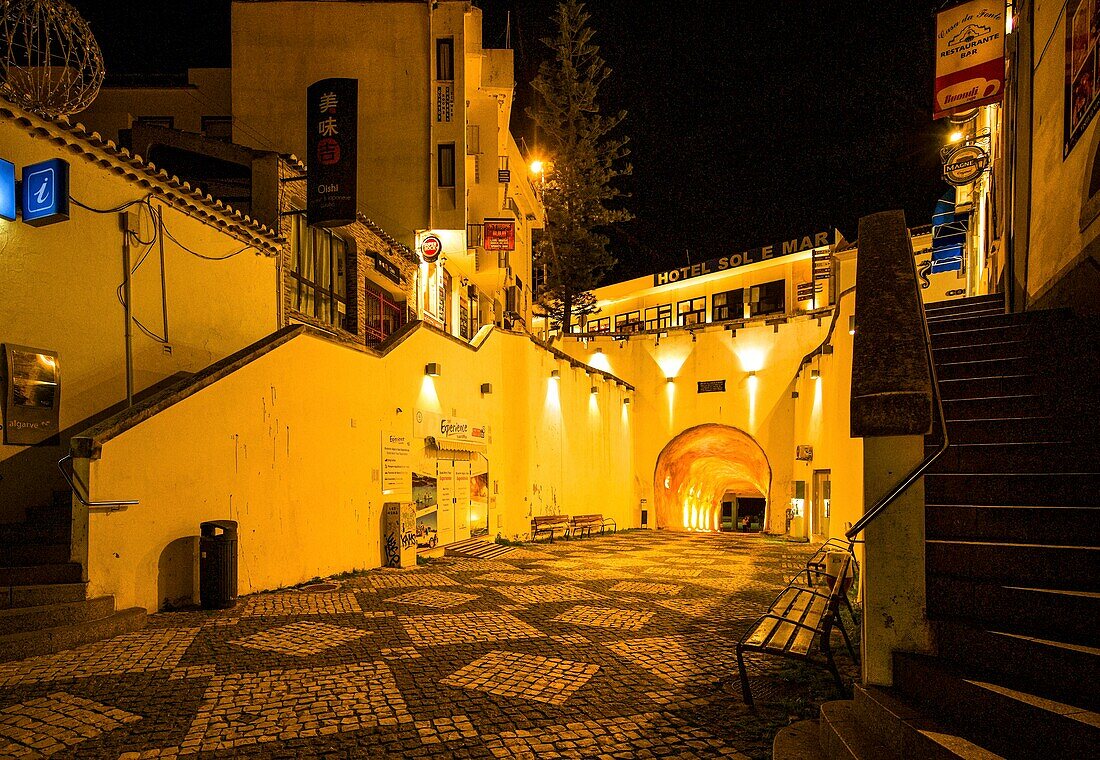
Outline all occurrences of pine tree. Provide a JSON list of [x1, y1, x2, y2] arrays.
[[528, 0, 630, 334]]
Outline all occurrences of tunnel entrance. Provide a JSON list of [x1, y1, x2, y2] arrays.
[[653, 424, 772, 532]]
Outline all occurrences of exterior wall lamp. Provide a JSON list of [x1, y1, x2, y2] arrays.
[[666, 376, 675, 384], [425, 362, 441, 376], [811, 368, 821, 380], [480, 383, 492, 394], [591, 385, 599, 394], [550, 369, 561, 379], [623, 397, 631, 405]]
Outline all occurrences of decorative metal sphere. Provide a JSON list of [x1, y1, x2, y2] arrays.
[[0, 0, 105, 118]]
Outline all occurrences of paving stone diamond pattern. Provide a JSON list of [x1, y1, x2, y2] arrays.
[[441, 650, 600, 705]]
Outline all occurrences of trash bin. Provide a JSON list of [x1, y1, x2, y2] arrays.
[[199, 520, 238, 609]]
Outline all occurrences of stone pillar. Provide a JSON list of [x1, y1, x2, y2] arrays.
[[861, 436, 932, 685]]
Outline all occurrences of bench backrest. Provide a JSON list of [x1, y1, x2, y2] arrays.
[[572, 514, 602, 522], [532, 515, 569, 526]]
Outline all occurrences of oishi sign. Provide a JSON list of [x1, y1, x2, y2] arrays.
[[934, 0, 1005, 119], [307, 78, 358, 227]]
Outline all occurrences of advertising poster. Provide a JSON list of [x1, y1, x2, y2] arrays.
[[3, 345, 60, 445], [381, 430, 412, 499], [454, 460, 471, 537], [413, 470, 438, 549], [1066, 0, 1100, 155], [437, 462, 456, 546], [933, 0, 1005, 118], [470, 464, 490, 537]]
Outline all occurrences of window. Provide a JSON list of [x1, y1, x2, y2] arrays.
[[438, 143, 456, 188], [135, 116, 174, 129], [290, 213, 349, 329], [201, 116, 233, 140], [749, 279, 786, 317], [436, 37, 454, 81], [614, 311, 643, 332], [364, 281, 408, 346], [677, 297, 706, 326], [644, 304, 673, 330], [712, 288, 744, 321], [589, 317, 611, 333]]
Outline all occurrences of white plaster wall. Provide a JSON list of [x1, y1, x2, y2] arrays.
[[85, 327, 633, 612]]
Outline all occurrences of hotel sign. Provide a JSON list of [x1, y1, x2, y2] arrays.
[[307, 78, 358, 227], [652, 231, 831, 287], [483, 218, 515, 251], [933, 0, 1005, 119]]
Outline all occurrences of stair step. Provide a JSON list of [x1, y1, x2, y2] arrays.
[[0, 542, 71, 567], [0, 522, 70, 545], [22, 502, 71, 526], [925, 294, 1005, 312], [933, 339, 1042, 364], [929, 442, 1100, 474], [0, 595, 115, 635], [927, 308, 1072, 335], [893, 652, 1100, 759], [773, 720, 825, 760], [941, 394, 1049, 420], [932, 621, 1100, 712], [0, 606, 146, 663], [819, 700, 894, 760], [927, 541, 1099, 590], [927, 578, 1099, 645], [927, 504, 1100, 545], [935, 373, 1053, 401], [927, 305, 1005, 322], [943, 415, 1085, 444], [925, 472, 1100, 507], [0, 563, 82, 587], [933, 355, 1036, 381], [0, 582, 87, 610], [852, 685, 1004, 759]]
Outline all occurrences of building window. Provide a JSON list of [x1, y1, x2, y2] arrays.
[[644, 304, 673, 330], [712, 288, 744, 321], [290, 213, 348, 328], [677, 296, 706, 326], [589, 317, 611, 333], [749, 279, 786, 317], [438, 143, 456, 188], [436, 37, 454, 81], [135, 116, 174, 129], [614, 310, 643, 332], [201, 116, 233, 140], [364, 281, 408, 346]]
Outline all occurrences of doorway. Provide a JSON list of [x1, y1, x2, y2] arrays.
[[735, 497, 766, 532], [812, 469, 831, 538]]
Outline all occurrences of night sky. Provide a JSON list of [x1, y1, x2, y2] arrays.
[[74, 1, 947, 283]]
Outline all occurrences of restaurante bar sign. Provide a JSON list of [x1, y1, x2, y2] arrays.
[[653, 231, 831, 287]]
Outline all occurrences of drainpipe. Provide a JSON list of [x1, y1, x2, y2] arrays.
[[120, 211, 135, 406]]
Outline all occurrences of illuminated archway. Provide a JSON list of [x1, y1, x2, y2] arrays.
[[653, 424, 771, 531]]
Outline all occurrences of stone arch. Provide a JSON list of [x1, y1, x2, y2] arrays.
[[652, 423, 772, 531]]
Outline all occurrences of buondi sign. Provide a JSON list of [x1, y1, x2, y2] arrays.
[[652, 231, 831, 287], [933, 0, 1005, 119]]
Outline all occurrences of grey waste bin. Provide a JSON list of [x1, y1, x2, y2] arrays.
[[199, 520, 238, 609]]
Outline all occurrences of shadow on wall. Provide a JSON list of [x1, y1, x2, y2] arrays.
[[653, 423, 772, 531], [158, 536, 198, 610]]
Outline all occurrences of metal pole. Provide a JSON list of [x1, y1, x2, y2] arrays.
[[120, 211, 134, 406]]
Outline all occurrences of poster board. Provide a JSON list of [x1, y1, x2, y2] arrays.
[[3, 344, 60, 445]]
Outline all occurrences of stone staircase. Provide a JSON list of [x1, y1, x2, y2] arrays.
[[0, 492, 145, 663], [775, 293, 1100, 758]]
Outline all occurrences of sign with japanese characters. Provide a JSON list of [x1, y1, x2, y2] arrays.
[[307, 78, 358, 227], [483, 218, 516, 251], [934, 0, 1005, 119], [1065, 0, 1100, 156]]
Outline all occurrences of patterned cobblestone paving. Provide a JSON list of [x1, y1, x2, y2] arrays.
[[0, 532, 859, 758]]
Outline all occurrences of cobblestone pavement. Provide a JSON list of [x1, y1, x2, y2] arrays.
[[0, 531, 860, 759]]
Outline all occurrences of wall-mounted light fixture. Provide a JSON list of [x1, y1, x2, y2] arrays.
[[748, 370, 757, 378], [822, 344, 834, 355], [425, 362, 441, 376], [596, 347, 603, 354], [623, 397, 632, 405], [591, 385, 599, 394], [480, 383, 492, 394], [666, 376, 675, 384], [792, 390, 799, 399], [849, 316, 856, 335], [550, 369, 560, 379], [811, 368, 821, 380]]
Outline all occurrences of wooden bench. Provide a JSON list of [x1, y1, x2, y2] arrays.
[[736, 553, 857, 706], [531, 515, 570, 542], [570, 514, 617, 537]]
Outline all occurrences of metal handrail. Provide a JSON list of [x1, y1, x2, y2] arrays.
[[57, 453, 139, 510], [845, 297, 948, 541]]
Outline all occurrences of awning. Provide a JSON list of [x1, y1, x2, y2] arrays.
[[426, 436, 486, 455]]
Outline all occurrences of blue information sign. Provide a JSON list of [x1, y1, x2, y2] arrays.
[[0, 158, 14, 221], [21, 158, 69, 227]]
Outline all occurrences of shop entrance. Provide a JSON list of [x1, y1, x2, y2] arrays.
[[413, 452, 489, 550], [812, 470, 831, 538], [653, 423, 772, 531]]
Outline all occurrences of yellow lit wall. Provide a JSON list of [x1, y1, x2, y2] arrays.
[[0, 112, 279, 522], [81, 326, 633, 612]]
